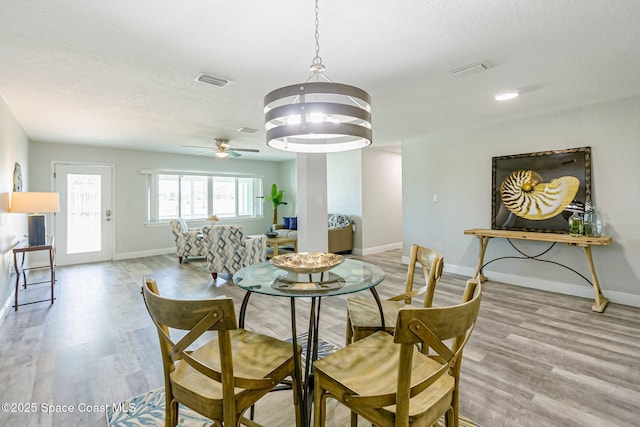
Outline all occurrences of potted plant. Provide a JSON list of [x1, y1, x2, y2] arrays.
[[258, 183, 287, 225]]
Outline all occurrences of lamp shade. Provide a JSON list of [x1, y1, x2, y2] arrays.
[[10, 192, 60, 213]]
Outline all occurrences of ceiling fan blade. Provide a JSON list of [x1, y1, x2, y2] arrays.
[[228, 151, 242, 158], [183, 144, 215, 151], [231, 148, 260, 153]]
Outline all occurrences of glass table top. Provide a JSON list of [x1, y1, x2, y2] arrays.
[[233, 258, 385, 298]]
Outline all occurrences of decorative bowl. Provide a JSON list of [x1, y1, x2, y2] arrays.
[[265, 232, 279, 238], [270, 252, 345, 274]]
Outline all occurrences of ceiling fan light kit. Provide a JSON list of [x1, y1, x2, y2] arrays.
[[263, 0, 372, 153]]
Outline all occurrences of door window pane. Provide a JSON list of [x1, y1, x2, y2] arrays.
[[67, 174, 101, 254]]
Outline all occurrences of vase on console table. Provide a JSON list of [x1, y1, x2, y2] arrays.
[[568, 211, 583, 237], [583, 203, 603, 237]]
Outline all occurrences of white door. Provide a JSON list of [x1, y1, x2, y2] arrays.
[[54, 164, 114, 265]]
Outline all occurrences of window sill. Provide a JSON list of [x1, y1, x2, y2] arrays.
[[145, 217, 265, 228]]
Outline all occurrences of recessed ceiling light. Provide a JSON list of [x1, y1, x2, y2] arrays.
[[495, 91, 519, 101]]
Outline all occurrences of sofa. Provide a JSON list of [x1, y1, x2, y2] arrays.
[[274, 214, 354, 254]]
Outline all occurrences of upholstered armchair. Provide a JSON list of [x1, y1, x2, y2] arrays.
[[201, 225, 267, 280], [170, 218, 205, 264]]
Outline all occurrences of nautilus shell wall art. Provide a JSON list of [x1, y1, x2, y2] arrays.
[[500, 170, 579, 220]]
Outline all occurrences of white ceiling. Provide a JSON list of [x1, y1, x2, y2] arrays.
[[1, 0, 639, 161]]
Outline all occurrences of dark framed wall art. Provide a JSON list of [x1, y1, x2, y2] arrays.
[[491, 147, 591, 233]]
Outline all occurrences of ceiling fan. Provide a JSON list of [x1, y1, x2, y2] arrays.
[[183, 138, 260, 158]]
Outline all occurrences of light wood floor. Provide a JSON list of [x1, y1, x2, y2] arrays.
[[1, 250, 639, 426]]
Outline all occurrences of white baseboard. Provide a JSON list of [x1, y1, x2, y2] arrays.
[[114, 247, 175, 261], [444, 263, 640, 309], [357, 242, 402, 256], [0, 293, 12, 328]]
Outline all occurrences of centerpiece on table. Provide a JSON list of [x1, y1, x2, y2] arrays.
[[270, 252, 345, 274]]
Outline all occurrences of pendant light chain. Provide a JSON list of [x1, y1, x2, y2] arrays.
[[311, 0, 323, 69]]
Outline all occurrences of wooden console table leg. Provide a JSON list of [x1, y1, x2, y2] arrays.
[[472, 236, 490, 282], [581, 245, 609, 312]]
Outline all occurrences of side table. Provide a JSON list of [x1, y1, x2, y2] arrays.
[[12, 236, 56, 311], [266, 236, 298, 258]]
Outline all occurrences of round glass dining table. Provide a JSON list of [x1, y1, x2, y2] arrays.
[[234, 258, 385, 298], [233, 258, 386, 427]]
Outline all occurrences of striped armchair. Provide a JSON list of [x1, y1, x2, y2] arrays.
[[201, 225, 267, 280], [170, 218, 205, 264]]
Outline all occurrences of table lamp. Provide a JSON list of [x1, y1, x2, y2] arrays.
[[10, 192, 60, 246]]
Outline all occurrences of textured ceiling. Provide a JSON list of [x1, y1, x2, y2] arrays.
[[1, 0, 639, 161]]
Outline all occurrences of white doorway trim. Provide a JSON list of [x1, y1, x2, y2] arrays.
[[51, 160, 116, 265]]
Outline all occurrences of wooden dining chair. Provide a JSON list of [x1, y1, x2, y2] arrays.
[[345, 244, 444, 345], [142, 278, 302, 427], [314, 280, 481, 427]]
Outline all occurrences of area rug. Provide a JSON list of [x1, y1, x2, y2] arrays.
[[107, 389, 481, 427], [285, 332, 339, 364]]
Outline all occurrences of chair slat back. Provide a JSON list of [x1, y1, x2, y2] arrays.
[[394, 283, 482, 346], [403, 244, 444, 306], [142, 279, 237, 332]]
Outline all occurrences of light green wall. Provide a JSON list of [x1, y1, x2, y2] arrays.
[[28, 141, 288, 258], [402, 95, 640, 307], [0, 96, 29, 319]]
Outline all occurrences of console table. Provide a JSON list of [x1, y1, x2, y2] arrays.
[[12, 236, 56, 311], [464, 228, 612, 312]]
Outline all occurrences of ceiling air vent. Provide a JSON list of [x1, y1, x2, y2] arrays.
[[449, 62, 488, 76], [238, 127, 258, 134], [195, 73, 231, 88]]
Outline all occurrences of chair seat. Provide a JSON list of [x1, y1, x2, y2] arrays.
[[314, 331, 455, 425], [171, 329, 299, 420], [347, 297, 407, 331], [345, 245, 445, 346]]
